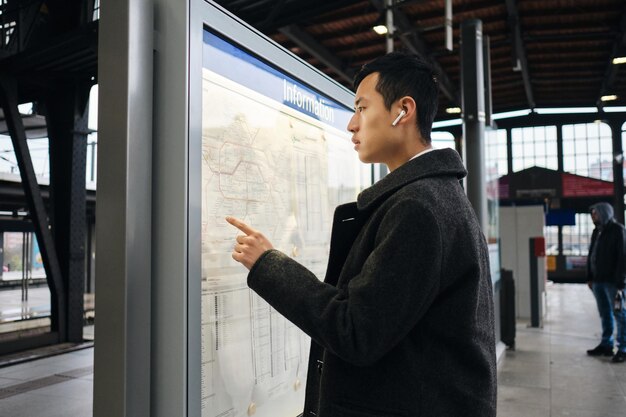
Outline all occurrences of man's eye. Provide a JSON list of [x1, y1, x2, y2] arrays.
[[357, 107, 364, 113]]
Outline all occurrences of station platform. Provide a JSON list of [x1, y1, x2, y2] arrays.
[[0, 283, 625, 416], [0, 287, 95, 340]]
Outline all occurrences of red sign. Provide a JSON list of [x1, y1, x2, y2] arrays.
[[534, 237, 546, 257], [498, 176, 510, 199], [562, 173, 613, 197]]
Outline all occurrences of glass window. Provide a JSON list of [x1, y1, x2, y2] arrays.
[[545, 226, 559, 256], [485, 128, 508, 178], [562, 122, 613, 181], [561, 213, 594, 256], [562, 124, 573, 139], [510, 126, 557, 171], [431, 131, 456, 151], [512, 156, 524, 173], [485, 129, 503, 250], [535, 142, 546, 157], [545, 214, 595, 257], [93, 0, 100, 21], [575, 138, 587, 155], [87, 85, 99, 186]]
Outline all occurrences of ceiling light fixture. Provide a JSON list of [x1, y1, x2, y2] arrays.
[[600, 95, 618, 102], [602, 106, 626, 112], [612, 56, 626, 65], [445, 107, 462, 114], [373, 24, 388, 35], [432, 118, 462, 128]]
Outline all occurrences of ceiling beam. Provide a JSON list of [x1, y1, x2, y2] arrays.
[[259, 0, 287, 30], [505, 0, 535, 110], [369, 0, 458, 104], [596, 5, 626, 109], [278, 24, 356, 84], [243, 0, 362, 32], [523, 30, 617, 43]]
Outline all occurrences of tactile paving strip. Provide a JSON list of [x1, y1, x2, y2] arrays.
[[0, 365, 92, 400]]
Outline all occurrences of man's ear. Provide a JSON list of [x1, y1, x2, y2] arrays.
[[397, 96, 417, 123]]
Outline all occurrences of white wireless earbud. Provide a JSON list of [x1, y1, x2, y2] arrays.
[[391, 109, 406, 126]]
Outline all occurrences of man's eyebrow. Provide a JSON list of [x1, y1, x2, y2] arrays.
[[354, 97, 364, 107]]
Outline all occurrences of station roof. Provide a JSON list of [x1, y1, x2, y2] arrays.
[[214, 0, 626, 120], [0, 1, 624, 126], [497, 166, 618, 213]]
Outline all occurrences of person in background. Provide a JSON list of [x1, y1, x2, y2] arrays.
[[586, 202, 626, 363], [227, 51, 497, 416]]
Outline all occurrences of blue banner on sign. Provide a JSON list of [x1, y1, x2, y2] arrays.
[[202, 31, 353, 131], [545, 209, 576, 226]]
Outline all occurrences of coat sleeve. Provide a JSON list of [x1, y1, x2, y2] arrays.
[[587, 230, 597, 282], [247, 199, 443, 366]]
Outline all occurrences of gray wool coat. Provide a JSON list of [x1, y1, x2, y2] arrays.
[[247, 148, 497, 417]]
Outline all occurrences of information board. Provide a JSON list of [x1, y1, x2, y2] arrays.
[[200, 31, 368, 417]]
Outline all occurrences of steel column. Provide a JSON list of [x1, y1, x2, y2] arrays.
[[0, 74, 66, 341], [0, 232, 3, 279], [505, 0, 535, 109], [93, 0, 153, 415], [45, 82, 90, 343], [529, 238, 540, 328], [461, 20, 488, 233], [556, 124, 564, 172], [611, 121, 625, 225], [506, 128, 513, 175], [483, 35, 492, 127]]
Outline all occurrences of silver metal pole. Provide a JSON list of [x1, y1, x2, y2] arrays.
[[21, 232, 26, 302], [445, 0, 453, 51], [93, 0, 153, 414], [25, 232, 30, 302], [386, 0, 394, 53], [461, 20, 488, 233]]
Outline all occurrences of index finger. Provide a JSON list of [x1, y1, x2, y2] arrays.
[[225, 216, 256, 235]]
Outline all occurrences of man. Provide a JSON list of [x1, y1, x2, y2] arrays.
[[586, 202, 626, 363], [227, 52, 496, 416]]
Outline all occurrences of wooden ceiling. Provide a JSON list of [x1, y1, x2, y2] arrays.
[[214, 0, 626, 120]]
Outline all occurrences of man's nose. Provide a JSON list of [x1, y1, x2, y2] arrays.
[[347, 113, 358, 133]]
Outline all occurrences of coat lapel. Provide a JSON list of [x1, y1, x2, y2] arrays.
[[323, 202, 366, 286]]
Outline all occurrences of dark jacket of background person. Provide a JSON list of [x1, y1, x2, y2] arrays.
[[587, 202, 626, 289], [247, 149, 497, 417]]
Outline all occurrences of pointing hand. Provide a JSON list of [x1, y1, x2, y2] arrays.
[[226, 216, 274, 270]]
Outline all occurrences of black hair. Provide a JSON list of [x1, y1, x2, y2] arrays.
[[353, 52, 439, 142]]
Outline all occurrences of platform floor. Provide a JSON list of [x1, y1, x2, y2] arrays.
[[0, 283, 624, 416], [498, 283, 626, 417]]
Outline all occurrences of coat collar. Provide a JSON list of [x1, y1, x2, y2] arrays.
[[357, 148, 467, 211]]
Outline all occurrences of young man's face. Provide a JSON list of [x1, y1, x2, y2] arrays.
[[347, 72, 404, 167], [591, 209, 600, 226]]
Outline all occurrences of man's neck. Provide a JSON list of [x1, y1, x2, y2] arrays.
[[387, 140, 432, 172], [409, 146, 434, 161]]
